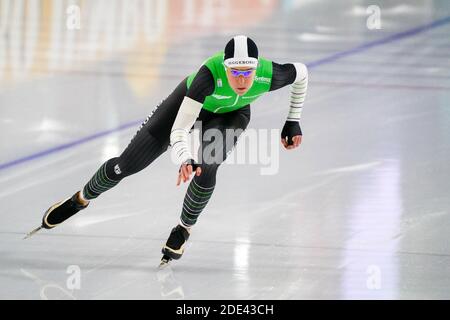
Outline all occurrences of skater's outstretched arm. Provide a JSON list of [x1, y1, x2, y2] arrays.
[[170, 65, 214, 184], [270, 61, 309, 150]]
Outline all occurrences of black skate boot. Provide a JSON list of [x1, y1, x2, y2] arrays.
[[24, 192, 89, 239], [42, 191, 89, 229], [160, 225, 190, 267]]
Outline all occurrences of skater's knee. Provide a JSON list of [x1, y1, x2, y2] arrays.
[[105, 157, 128, 180], [196, 163, 219, 187], [200, 163, 220, 173]]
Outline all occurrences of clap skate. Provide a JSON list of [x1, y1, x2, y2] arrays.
[[24, 191, 89, 239], [159, 225, 190, 268]]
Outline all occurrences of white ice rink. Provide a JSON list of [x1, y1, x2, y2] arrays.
[[1, 0, 450, 299]]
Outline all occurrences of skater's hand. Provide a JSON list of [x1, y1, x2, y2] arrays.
[[281, 121, 302, 150], [177, 159, 202, 186], [281, 135, 302, 150]]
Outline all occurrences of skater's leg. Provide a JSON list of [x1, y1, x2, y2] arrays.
[[82, 132, 166, 200], [42, 127, 168, 229], [179, 164, 218, 228], [179, 105, 251, 228], [161, 106, 251, 262], [38, 78, 189, 231]]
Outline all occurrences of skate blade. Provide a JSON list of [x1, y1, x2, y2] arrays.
[[23, 226, 43, 240], [158, 257, 171, 269]]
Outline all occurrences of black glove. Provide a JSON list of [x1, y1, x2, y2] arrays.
[[281, 121, 302, 146], [179, 158, 200, 172]]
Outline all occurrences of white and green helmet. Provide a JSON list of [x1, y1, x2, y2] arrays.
[[223, 35, 259, 69]]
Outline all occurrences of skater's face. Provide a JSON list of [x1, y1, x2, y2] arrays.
[[226, 66, 256, 96]]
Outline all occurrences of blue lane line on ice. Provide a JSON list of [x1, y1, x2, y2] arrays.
[[0, 120, 142, 171], [1, 15, 450, 172], [307, 15, 450, 68]]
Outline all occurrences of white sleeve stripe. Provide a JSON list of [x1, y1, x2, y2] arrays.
[[171, 128, 188, 134], [286, 62, 308, 122], [292, 82, 307, 87], [293, 63, 308, 83]]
